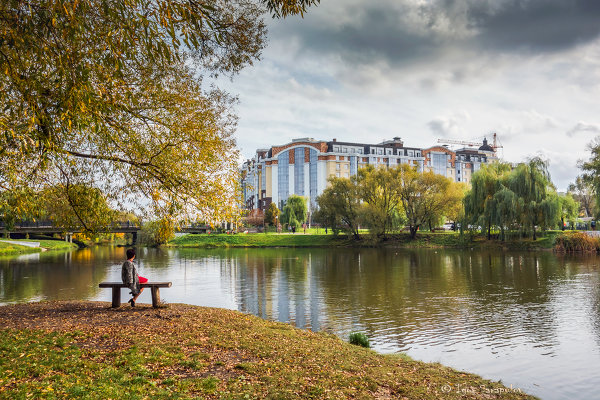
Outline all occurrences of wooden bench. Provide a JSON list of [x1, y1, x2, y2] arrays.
[[99, 282, 172, 308]]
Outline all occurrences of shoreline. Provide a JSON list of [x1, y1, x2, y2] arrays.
[[0, 301, 535, 399], [168, 232, 559, 252], [0, 239, 78, 256]]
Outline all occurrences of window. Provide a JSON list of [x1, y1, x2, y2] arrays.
[[432, 153, 447, 177], [333, 146, 339, 152], [294, 147, 304, 196], [408, 150, 413, 157], [378, 148, 383, 155], [336, 163, 340, 170], [309, 149, 318, 206], [343, 148, 348, 153], [278, 151, 289, 202]]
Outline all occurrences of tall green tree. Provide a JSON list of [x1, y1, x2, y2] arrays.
[[558, 193, 579, 230], [281, 195, 307, 230], [508, 158, 558, 240], [0, 0, 318, 227], [316, 177, 361, 239], [487, 187, 520, 241], [463, 162, 512, 239]]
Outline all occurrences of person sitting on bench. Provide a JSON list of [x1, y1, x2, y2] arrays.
[[122, 248, 148, 307]]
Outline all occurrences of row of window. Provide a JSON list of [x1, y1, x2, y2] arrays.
[[331, 146, 422, 157]]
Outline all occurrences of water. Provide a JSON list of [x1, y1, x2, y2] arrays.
[[1, 246, 599, 399]]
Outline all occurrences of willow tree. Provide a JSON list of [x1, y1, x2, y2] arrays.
[[463, 162, 512, 239], [0, 0, 318, 231], [280, 195, 307, 230], [488, 186, 520, 241], [508, 158, 557, 240]]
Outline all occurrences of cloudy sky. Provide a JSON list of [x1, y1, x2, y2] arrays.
[[222, 0, 600, 191]]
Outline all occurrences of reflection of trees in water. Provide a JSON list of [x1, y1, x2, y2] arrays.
[[314, 249, 571, 352], [0, 247, 125, 303], [188, 248, 587, 354]]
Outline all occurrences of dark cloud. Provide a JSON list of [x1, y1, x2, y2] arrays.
[[466, 0, 600, 52], [269, 0, 600, 67]]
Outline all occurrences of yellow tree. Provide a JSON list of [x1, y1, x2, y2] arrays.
[[356, 165, 405, 238], [0, 0, 318, 229], [398, 164, 463, 239]]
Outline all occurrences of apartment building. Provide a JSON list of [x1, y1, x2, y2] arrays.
[[241, 137, 496, 211]]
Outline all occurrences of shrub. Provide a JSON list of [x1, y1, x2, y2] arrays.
[[554, 231, 600, 253], [349, 332, 370, 348]]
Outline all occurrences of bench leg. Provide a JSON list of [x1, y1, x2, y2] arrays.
[[111, 287, 121, 308], [151, 287, 160, 308]]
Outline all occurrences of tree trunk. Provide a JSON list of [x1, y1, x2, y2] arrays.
[[532, 224, 537, 241], [410, 226, 418, 239], [561, 217, 565, 231], [500, 227, 505, 242], [487, 223, 491, 241]]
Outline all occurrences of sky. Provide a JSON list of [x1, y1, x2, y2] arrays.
[[222, 0, 600, 191]]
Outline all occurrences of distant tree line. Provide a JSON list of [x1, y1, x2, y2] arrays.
[[313, 164, 464, 239]]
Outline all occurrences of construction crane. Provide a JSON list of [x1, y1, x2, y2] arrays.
[[437, 138, 482, 147], [437, 133, 503, 152]]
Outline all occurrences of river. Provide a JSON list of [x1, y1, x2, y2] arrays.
[[1, 246, 599, 399]]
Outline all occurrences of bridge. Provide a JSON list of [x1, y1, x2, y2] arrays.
[[0, 220, 212, 244]]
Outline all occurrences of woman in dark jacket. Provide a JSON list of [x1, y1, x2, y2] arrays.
[[122, 248, 148, 307]]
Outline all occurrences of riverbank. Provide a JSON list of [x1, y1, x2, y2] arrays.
[[0, 239, 78, 256], [169, 231, 560, 251], [170, 233, 352, 248], [0, 301, 534, 399]]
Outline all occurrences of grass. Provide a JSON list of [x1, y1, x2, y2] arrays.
[[0, 241, 41, 256], [169, 233, 352, 248], [169, 230, 561, 251], [0, 239, 77, 255], [0, 301, 535, 399]]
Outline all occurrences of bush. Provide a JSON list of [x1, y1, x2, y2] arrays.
[[554, 231, 600, 253], [349, 332, 370, 348], [139, 218, 175, 246]]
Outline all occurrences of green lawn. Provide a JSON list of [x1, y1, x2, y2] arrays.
[[170, 233, 351, 248], [169, 230, 560, 251], [0, 239, 77, 256], [0, 241, 41, 256]]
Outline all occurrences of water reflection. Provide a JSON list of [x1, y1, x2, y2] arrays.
[[1, 246, 600, 399]]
